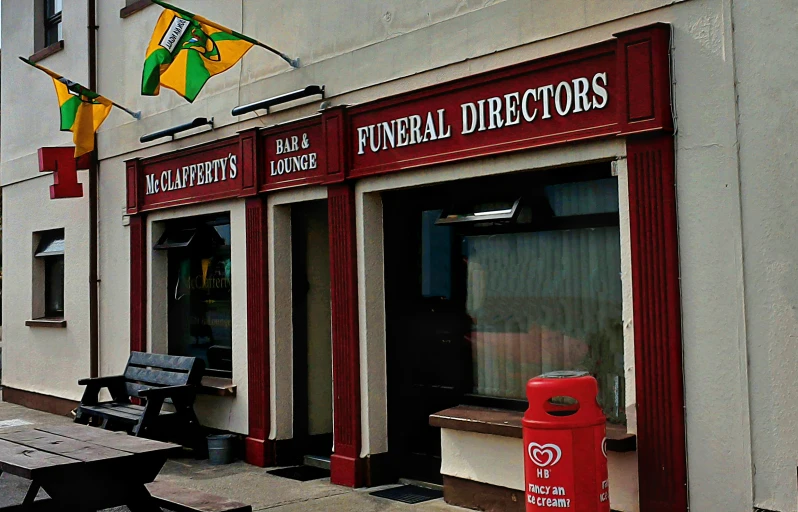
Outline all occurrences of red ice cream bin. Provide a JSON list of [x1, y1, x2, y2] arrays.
[[522, 370, 609, 511]]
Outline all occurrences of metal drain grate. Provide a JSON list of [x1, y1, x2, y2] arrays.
[[370, 484, 443, 504], [267, 465, 330, 482]]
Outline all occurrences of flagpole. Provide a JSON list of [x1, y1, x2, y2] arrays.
[[19, 57, 141, 119], [151, 0, 300, 68]]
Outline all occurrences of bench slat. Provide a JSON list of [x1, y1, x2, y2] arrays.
[[0, 430, 132, 463], [124, 366, 190, 387], [78, 404, 146, 423], [129, 352, 196, 372], [0, 438, 79, 479], [145, 481, 252, 512], [37, 426, 181, 455]]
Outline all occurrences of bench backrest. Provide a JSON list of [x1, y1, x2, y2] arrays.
[[124, 352, 205, 398]]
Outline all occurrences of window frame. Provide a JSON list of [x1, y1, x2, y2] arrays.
[[43, 0, 63, 49], [32, 229, 66, 321]]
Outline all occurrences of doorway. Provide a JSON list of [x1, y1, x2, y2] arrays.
[[383, 164, 624, 484], [291, 200, 333, 460]]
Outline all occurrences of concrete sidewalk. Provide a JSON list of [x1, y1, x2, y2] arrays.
[[0, 399, 463, 512]]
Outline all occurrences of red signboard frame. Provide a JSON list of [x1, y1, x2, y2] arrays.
[[260, 116, 327, 192], [126, 136, 251, 214]]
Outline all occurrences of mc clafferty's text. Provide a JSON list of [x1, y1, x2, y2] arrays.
[[145, 153, 238, 195]]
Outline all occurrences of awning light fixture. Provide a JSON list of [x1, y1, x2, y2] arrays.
[[231, 85, 325, 117], [140, 117, 214, 144]]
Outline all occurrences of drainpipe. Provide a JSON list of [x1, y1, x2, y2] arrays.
[[87, 0, 99, 378]]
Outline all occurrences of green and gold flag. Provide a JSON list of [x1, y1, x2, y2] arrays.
[[21, 58, 112, 158], [142, 2, 255, 103]]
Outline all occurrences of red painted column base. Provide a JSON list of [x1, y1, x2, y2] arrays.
[[330, 453, 365, 487], [244, 436, 274, 468]]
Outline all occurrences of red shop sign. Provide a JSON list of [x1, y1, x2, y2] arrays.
[[262, 118, 326, 190], [348, 25, 671, 177], [127, 137, 255, 213]]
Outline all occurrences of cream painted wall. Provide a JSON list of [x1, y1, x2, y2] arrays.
[[1, 175, 91, 400], [731, 2, 798, 511], [0, 0, 94, 400]]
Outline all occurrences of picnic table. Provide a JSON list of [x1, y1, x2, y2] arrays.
[[0, 423, 181, 511]]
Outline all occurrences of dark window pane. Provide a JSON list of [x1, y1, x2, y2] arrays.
[[421, 210, 452, 299], [45, 255, 65, 317], [167, 214, 232, 376]]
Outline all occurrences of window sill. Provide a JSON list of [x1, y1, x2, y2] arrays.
[[429, 405, 636, 452], [29, 40, 64, 63], [25, 318, 67, 328], [120, 0, 152, 18], [199, 376, 236, 397]]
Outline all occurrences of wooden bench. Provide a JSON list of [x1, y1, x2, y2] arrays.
[[146, 481, 252, 512], [74, 352, 205, 450]]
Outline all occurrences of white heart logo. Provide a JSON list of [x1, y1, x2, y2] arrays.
[[601, 437, 607, 458], [527, 442, 562, 468]]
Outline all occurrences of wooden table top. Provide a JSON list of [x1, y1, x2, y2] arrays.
[[0, 424, 182, 481]]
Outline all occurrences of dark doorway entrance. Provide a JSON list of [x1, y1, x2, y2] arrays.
[[383, 191, 470, 484], [291, 200, 333, 460]]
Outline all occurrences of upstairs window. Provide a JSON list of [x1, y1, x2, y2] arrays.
[[34, 229, 65, 318], [43, 0, 63, 48]]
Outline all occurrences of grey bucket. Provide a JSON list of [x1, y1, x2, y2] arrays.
[[207, 434, 235, 465]]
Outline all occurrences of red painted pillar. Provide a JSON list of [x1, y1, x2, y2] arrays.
[[244, 196, 274, 467], [129, 214, 147, 354], [328, 183, 364, 487], [627, 134, 687, 512]]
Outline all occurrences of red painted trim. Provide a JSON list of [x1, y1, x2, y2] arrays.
[[328, 183, 364, 487], [627, 134, 687, 512], [244, 196, 274, 467], [261, 116, 327, 191], [342, 24, 671, 179], [126, 159, 141, 214], [127, 136, 251, 213], [129, 214, 147, 354], [323, 107, 347, 183], [239, 128, 261, 196], [614, 23, 673, 135]]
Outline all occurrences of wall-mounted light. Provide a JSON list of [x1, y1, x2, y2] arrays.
[[140, 117, 214, 143], [231, 85, 325, 116]]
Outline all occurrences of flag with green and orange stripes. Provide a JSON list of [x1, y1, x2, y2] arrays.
[[142, 2, 255, 103], [20, 58, 112, 158]]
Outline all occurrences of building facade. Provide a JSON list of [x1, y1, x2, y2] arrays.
[[2, 1, 798, 511]]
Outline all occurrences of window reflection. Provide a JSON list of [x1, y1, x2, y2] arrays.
[[164, 214, 233, 376]]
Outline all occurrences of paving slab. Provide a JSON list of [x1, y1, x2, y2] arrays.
[[0, 399, 465, 512]]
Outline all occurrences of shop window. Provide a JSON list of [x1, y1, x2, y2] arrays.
[[33, 229, 65, 319], [425, 177, 625, 423], [43, 0, 63, 48], [156, 214, 232, 377]]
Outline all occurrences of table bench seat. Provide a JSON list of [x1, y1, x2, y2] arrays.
[[78, 403, 176, 425]]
